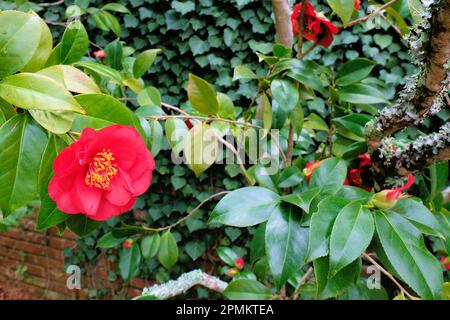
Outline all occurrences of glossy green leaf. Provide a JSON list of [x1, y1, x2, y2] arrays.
[[137, 86, 161, 107], [375, 211, 443, 299], [133, 49, 160, 78], [209, 187, 281, 227], [187, 73, 219, 115], [259, 92, 272, 131], [336, 58, 377, 86], [165, 118, 188, 156], [281, 187, 321, 213], [0, 115, 47, 216], [0, 10, 41, 77], [217, 92, 235, 118], [102, 2, 130, 13], [310, 157, 347, 188], [266, 204, 309, 289], [224, 279, 272, 300], [0, 73, 84, 113], [66, 214, 101, 237], [329, 203, 374, 275], [97, 232, 126, 248], [75, 61, 122, 82], [327, 0, 356, 26], [104, 38, 123, 70], [141, 233, 161, 260], [232, 65, 257, 81], [250, 223, 266, 263], [184, 122, 218, 177], [271, 78, 298, 113], [338, 84, 388, 104], [38, 65, 100, 94], [158, 231, 179, 269], [217, 246, 239, 266], [60, 20, 89, 64], [119, 243, 142, 282], [307, 196, 351, 261]]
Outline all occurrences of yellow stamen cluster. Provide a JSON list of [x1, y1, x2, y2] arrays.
[[85, 149, 118, 190]]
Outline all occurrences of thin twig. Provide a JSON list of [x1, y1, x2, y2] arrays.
[[45, 20, 68, 26], [296, 0, 307, 59], [216, 135, 253, 185], [347, 0, 399, 27], [380, 12, 403, 37], [302, 42, 319, 59], [39, 0, 64, 7], [143, 191, 229, 232], [362, 253, 417, 300], [89, 40, 103, 50], [292, 267, 313, 300], [162, 102, 189, 115]]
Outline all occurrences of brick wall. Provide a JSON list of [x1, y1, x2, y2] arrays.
[[0, 214, 150, 300]]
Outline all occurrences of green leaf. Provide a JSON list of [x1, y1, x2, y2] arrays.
[[271, 78, 298, 113], [266, 204, 309, 289], [37, 134, 69, 230], [184, 122, 218, 177], [187, 73, 219, 115], [390, 198, 443, 238], [158, 231, 179, 269], [310, 157, 347, 188], [141, 233, 161, 259], [217, 92, 235, 118], [375, 211, 443, 299], [146, 119, 164, 156], [102, 2, 130, 13], [60, 20, 89, 64], [224, 279, 272, 300], [217, 246, 240, 266], [119, 243, 142, 282], [189, 35, 210, 55], [21, 12, 53, 72], [97, 232, 126, 248], [172, 0, 196, 15], [73, 93, 144, 138], [276, 166, 303, 189], [281, 187, 321, 213], [0, 115, 47, 216], [286, 61, 324, 94], [66, 214, 101, 237], [233, 65, 258, 81], [327, 0, 357, 26], [250, 223, 266, 263], [0, 10, 41, 77], [75, 61, 122, 82], [133, 49, 160, 78], [29, 109, 75, 134], [329, 203, 374, 275], [137, 86, 161, 107], [409, 0, 425, 24], [185, 240, 206, 261], [303, 113, 329, 132], [314, 256, 361, 299], [209, 187, 281, 227], [336, 58, 377, 86], [307, 196, 352, 261], [37, 65, 100, 94], [373, 34, 393, 50], [259, 92, 272, 131], [0, 73, 85, 113], [104, 38, 123, 70], [333, 113, 372, 142], [165, 118, 188, 156], [338, 84, 388, 104]]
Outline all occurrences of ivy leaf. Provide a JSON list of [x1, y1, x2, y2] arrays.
[[266, 204, 309, 289], [209, 187, 281, 227], [187, 73, 219, 115], [158, 231, 179, 269], [233, 65, 258, 81]]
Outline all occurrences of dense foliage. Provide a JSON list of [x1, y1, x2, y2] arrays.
[[0, 0, 448, 300]]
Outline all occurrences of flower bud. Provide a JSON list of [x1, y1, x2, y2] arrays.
[[370, 174, 415, 210], [93, 50, 107, 59], [225, 268, 239, 277], [123, 238, 133, 249], [235, 258, 245, 269]]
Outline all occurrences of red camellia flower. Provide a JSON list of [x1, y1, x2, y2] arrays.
[[441, 257, 450, 270], [371, 174, 415, 209], [291, 1, 339, 48], [357, 153, 372, 172], [235, 258, 245, 269], [49, 125, 155, 221], [354, 0, 361, 10], [93, 50, 107, 59], [347, 168, 363, 187]]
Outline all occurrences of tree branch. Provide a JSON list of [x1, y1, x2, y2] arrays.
[[367, 1, 450, 150], [136, 270, 228, 300], [271, 0, 294, 48]]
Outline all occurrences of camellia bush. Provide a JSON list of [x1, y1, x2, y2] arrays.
[[0, 0, 449, 300]]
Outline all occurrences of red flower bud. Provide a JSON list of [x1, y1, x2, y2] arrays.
[[441, 257, 450, 270], [123, 239, 133, 249], [354, 0, 361, 10], [235, 258, 245, 269], [371, 174, 415, 209], [357, 153, 372, 172], [347, 168, 363, 187], [184, 119, 193, 129], [93, 50, 107, 59]]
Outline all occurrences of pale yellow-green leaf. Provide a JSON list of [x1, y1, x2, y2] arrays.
[[38, 65, 100, 94], [184, 123, 218, 176]]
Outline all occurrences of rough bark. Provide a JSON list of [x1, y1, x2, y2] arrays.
[[271, 0, 294, 48], [366, 0, 450, 151]]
